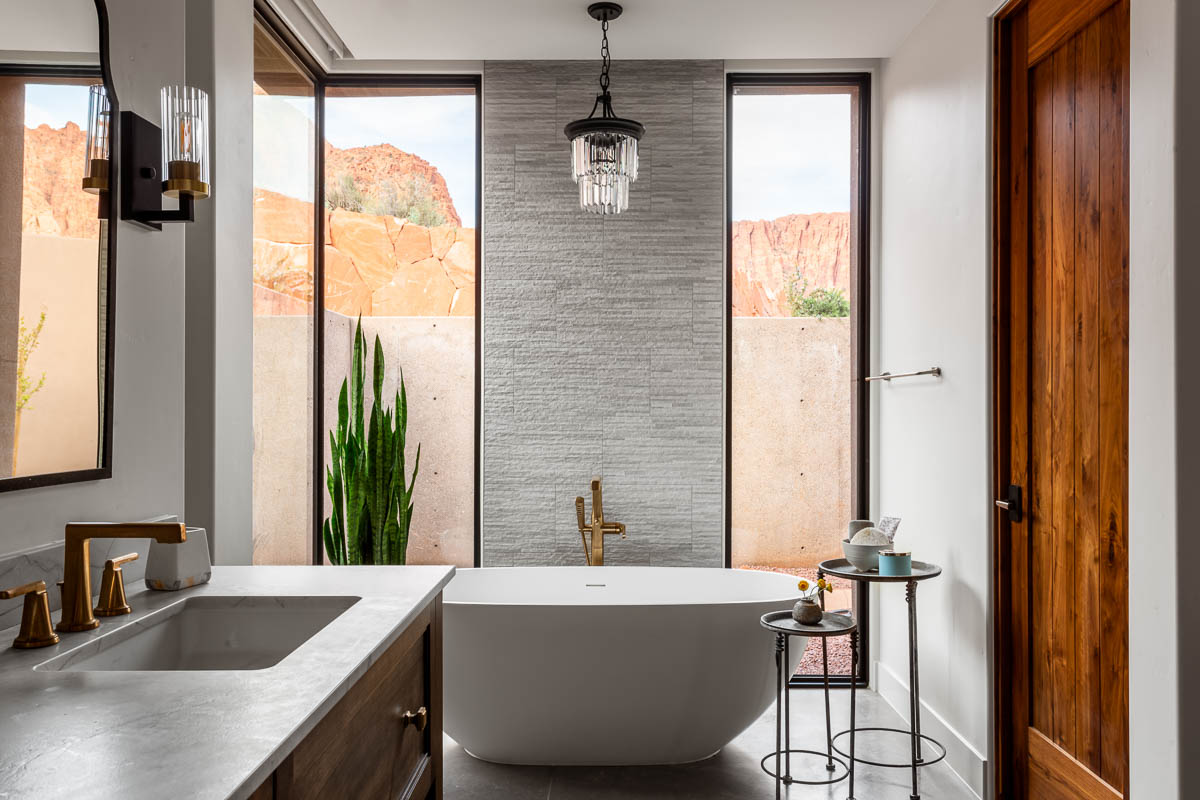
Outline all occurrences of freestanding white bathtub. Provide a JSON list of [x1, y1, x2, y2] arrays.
[[443, 566, 805, 765]]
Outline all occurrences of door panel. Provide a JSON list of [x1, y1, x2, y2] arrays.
[[1095, 5, 1129, 790], [995, 0, 1128, 797]]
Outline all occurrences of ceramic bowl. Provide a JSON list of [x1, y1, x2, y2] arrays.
[[842, 538, 889, 572]]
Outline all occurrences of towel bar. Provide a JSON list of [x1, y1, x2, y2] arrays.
[[864, 367, 942, 382]]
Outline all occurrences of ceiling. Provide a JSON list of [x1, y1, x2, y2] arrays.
[[310, 0, 939, 62]]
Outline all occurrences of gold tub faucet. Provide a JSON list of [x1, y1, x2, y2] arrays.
[[57, 522, 186, 632], [575, 477, 626, 566]]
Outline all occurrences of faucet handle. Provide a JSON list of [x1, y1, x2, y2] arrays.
[[0, 581, 60, 649], [95, 552, 138, 617]]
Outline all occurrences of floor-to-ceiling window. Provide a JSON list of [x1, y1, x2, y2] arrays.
[[727, 74, 870, 680], [251, 20, 316, 564], [251, 7, 480, 567], [321, 81, 479, 567]]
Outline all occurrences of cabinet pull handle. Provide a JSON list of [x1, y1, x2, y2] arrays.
[[399, 706, 428, 732]]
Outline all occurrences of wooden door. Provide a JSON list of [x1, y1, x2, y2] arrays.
[[994, 1, 1129, 798]]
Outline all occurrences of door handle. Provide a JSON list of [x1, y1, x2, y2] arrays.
[[995, 484, 1023, 523]]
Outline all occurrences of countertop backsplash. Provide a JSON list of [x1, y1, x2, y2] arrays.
[[0, 515, 177, 632]]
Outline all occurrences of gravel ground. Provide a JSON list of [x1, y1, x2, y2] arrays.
[[737, 564, 855, 677]]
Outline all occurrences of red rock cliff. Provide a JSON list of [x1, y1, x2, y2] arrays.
[[732, 212, 850, 317], [253, 188, 475, 318], [21, 122, 100, 239], [325, 142, 461, 227]]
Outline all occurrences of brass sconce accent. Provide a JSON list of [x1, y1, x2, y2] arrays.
[[0, 581, 59, 649], [82, 84, 111, 194], [120, 85, 210, 229], [95, 552, 139, 617]]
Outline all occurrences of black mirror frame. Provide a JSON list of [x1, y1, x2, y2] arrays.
[[0, 0, 119, 493]]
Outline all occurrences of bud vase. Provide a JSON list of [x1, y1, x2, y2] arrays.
[[792, 597, 823, 625]]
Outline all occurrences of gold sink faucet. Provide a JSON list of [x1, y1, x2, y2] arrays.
[[58, 522, 186, 632], [575, 477, 625, 566], [0, 581, 58, 648]]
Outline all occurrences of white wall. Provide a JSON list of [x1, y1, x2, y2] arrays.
[[875, 0, 997, 794], [0, 0, 187, 554], [0, 0, 99, 58], [879, 0, 1196, 797], [1169, 2, 1200, 792], [183, 0, 254, 565], [1128, 0, 1193, 796]]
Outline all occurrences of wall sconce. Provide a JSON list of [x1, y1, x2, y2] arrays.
[[82, 85, 110, 194], [120, 85, 210, 229]]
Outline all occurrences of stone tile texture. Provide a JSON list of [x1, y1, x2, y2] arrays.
[[482, 60, 725, 567]]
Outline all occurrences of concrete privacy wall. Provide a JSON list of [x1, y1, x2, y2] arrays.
[[322, 312, 476, 568], [481, 60, 725, 566], [14, 234, 100, 477], [730, 318, 851, 567], [253, 313, 476, 568]]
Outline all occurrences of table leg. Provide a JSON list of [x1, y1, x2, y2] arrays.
[[784, 634, 792, 781], [850, 628, 859, 800], [775, 632, 783, 800], [911, 584, 924, 761], [823, 635, 834, 772], [906, 580, 920, 800]]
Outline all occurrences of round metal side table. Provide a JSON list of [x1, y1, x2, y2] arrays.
[[759, 610, 860, 800], [817, 558, 945, 800]]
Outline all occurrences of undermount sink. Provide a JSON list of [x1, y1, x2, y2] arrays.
[[36, 595, 360, 672]]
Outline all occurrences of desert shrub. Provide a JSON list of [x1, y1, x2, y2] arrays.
[[786, 276, 850, 318], [328, 173, 448, 227], [326, 173, 365, 213], [376, 176, 446, 227]]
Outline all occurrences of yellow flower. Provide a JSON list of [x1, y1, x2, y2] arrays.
[[797, 580, 810, 592], [817, 578, 827, 590]]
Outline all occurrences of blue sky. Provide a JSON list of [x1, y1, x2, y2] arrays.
[[24, 84, 91, 129], [731, 92, 851, 221]]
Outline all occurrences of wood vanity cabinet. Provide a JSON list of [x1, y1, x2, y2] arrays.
[[251, 595, 443, 800]]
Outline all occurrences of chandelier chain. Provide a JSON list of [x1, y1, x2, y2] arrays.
[[599, 19, 611, 94]]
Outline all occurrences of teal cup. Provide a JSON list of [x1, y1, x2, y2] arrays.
[[878, 550, 912, 576]]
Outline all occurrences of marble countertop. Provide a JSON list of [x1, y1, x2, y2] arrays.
[[0, 565, 455, 800]]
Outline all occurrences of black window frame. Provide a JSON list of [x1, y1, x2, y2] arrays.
[[254, 5, 482, 567], [725, 72, 872, 688], [0, 58, 114, 493]]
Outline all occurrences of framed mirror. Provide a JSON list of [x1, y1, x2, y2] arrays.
[[0, 0, 117, 491]]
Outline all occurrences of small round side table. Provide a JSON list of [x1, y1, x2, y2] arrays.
[[817, 557, 945, 800], [760, 610, 860, 800]]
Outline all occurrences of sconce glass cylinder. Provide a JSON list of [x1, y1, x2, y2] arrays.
[[82, 84, 110, 194], [160, 84, 210, 199]]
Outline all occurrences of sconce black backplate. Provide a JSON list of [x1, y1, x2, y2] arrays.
[[119, 110, 194, 230]]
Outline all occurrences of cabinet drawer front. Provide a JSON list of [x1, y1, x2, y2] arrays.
[[284, 606, 432, 800]]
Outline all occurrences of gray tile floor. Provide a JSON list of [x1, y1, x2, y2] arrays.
[[445, 688, 977, 799]]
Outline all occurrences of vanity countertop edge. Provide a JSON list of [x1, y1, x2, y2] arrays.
[[0, 564, 455, 800]]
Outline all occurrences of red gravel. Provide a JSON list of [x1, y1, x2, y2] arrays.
[[738, 564, 856, 677]]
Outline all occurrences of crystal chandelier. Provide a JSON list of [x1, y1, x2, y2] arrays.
[[564, 2, 645, 215]]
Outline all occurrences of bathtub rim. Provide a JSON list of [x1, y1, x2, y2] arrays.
[[443, 565, 806, 608]]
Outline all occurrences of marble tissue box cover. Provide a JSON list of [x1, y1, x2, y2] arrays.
[[144, 527, 212, 591], [0, 514, 183, 631]]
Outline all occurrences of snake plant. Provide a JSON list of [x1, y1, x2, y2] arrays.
[[323, 317, 420, 565]]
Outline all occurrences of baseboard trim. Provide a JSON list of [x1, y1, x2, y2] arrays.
[[874, 660, 988, 799]]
